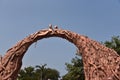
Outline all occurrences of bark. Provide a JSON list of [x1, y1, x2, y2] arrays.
[[0, 26, 120, 80]]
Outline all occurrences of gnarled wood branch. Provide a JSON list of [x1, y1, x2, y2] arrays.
[[0, 26, 120, 80]]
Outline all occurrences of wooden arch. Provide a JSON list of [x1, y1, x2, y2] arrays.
[[0, 26, 120, 80]]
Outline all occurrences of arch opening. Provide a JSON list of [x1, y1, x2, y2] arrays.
[[23, 37, 77, 76]]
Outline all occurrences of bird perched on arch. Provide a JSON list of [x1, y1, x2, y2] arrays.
[[49, 24, 52, 28], [54, 25, 58, 29], [49, 24, 54, 31]]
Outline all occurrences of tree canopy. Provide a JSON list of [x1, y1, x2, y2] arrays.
[[104, 36, 120, 55], [17, 64, 60, 80], [62, 56, 84, 80]]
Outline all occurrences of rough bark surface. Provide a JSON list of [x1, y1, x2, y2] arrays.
[[0, 25, 120, 80]]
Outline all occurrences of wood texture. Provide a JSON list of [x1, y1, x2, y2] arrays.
[[0, 26, 120, 80]]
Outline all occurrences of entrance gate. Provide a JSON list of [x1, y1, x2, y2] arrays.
[[0, 25, 120, 80]]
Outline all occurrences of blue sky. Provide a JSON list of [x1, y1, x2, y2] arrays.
[[0, 0, 120, 76]]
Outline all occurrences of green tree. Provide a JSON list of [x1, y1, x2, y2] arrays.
[[17, 66, 37, 80], [62, 56, 84, 80], [35, 64, 47, 80], [35, 64, 60, 80], [104, 36, 120, 55], [17, 64, 60, 80], [45, 68, 60, 80]]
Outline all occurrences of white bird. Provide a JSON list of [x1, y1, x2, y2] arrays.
[[48, 24, 54, 31], [54, 25, 58, 29], [49, 24, 52, 29]]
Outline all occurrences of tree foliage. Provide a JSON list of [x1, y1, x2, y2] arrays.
[[35, 64, 60, 80], [45, 68, 60, 80], [18, 66, 37, 80], [17, 64, 60, 80], [104, 36, 120, 55], [62, 56, 84, 80]]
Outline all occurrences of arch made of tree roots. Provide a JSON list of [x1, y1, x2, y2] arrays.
[[0, 26, 120, 80]]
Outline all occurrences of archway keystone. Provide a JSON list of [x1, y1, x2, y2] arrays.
[[0, 26, 120, 80]]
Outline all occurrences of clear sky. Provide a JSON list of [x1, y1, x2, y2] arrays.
[[0, 0, 120, 76]]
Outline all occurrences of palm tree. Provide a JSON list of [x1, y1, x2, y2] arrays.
[[35, 64, 47, 80]]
